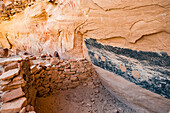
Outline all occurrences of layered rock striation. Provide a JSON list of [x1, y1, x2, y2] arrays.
[[0, 0, 169, 58]]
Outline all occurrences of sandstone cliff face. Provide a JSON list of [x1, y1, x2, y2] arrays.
[[0, 0, 169, 58]]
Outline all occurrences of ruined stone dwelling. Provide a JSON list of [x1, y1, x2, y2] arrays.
[[0, 0, 170, 113]]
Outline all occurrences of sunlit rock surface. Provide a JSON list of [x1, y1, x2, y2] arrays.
[[0, 1, 170, 112], [0, 0, 169, 58]]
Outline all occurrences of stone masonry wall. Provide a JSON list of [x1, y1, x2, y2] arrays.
[[0, 55, 97, 113]]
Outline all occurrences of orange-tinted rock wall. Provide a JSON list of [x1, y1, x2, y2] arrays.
[[0, 0, 169, 59]]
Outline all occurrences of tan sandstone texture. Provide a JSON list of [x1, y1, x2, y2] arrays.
[[1, 97, 27, 113], [0, 0, 169, 59], [2, 87, 25, 102]]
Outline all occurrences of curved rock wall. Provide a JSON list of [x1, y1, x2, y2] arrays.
[[0, 0, 169, 58], [85, 38, 170, 98]]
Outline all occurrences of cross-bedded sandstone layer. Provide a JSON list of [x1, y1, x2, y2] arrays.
[[0, 0, 169, 59]]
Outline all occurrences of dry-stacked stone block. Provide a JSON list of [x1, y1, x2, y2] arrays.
[[0, 55, 98, 113], [0, 57, 29, 113]]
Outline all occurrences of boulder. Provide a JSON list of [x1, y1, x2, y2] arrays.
[[1, 97, 27, 113], [4, 62, 19, 72], [0, 68, 19, 80], [0, 80, 10, 86], [19, 107, 26, 113], [2, 87, 25, 102], [50, 58, 60, 65], [0, 57, 22, 65]]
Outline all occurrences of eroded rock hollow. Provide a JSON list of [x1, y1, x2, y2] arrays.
[[0, 0, 170, 113]]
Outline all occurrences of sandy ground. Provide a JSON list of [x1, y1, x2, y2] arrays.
[[35, 81, 136, 113]]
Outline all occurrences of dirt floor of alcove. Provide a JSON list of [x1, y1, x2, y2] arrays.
[[35, 81, 136, 113]]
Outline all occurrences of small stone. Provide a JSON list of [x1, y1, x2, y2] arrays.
[[63, 71, 75, 75], [88, 82, 94, 86], [95, 84, 99, 88], [88, 110, 92, 112], [47, 54, 52, 57], [0, 68, 19, 80], [0, 57, 22, 66], [70, 76, 78, 82], [55, 80, 63, 83], [60, 86, 68, 90], [8, 79, 26, 87], [64, 69, 71, 72], [0, 80, 10, 86], [95, 89, 100, 93], [67, 84, 78, 89], [44, 64, 51, 70], [0, 91, 3, 94], [21, 55, 30, 59], [1, 97, 27, 113], [39, 62, 45, 66], [76, 58, 86, 61], [19, 107, 26, 113], [114, 109, 119, 113], [2, 48, 8, 58], [83, 83, 88, 86], [71, 69, 77, 72], [78, 74, 88, 81], [44, 84, 49, 88], [30, 56, 36, 60], [2, 87, 25, 102], [28, 111, 36, 113], [106, 93, 110, 96], [77, 68, 85, 73], [30, 65, 38, 74], [4, 62, 18, 72], [90, 98, 95, 102], [58, 68, 64, 71], [30, 106, 34, 111], [100, 98, 103, 102], [71, 63, 77, 69], [86, 103, 92, 107], [53, 51, 60, 58], [0, 85, 21, 92], [23, 51, 30, 55], [59, 74, 65, 79], [94, 95, 99, 98], [26, 105, 33, 112], [65, 65, 71, 69], [56, 83, 62, 88], [63, 80, 71, 86], [13, 75, 23, 82], [50, 58, 60, 65], [72, 81, 80, 86], [41, 54, 46, 58], [81, 101, 85, 105], [90, 94, 93, 98]]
